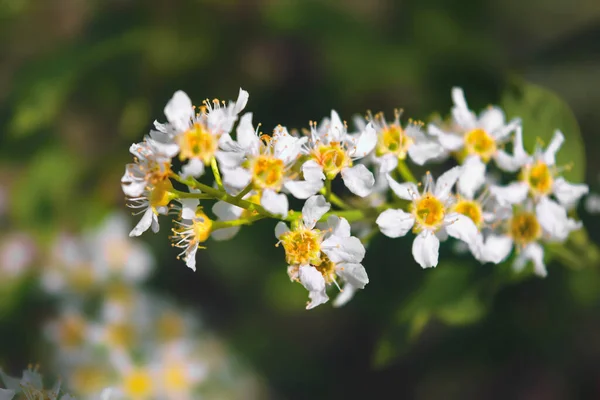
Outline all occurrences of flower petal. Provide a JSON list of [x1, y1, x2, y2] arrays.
[[184, 244, 198, 271], [222, 166, 252, 189], [333, 283, 357, 308], [302, 195, 331, 228], [412, 230, 440, 268], [336, 262, 368, 289], [164, 90, 193, 131], [457, 155, 486, 199], [328, 110, 345, 143], [434, 165, 462, 200], [542, 130, 564, 166], [275, 221, 290, 239], [284, 179, 323, 199], [386, 175, 418, 200], [536, 197, 581, 241], [427, 124, 464, 151], [179, 199, 200, 220], [322, 236, 366, 263], [376, 209, 415, 238], [181, 158, 205, 179], [478, 107, 505, 133], [341, 164, 375, 197], [479, 234, 513, 264], [444, 212, 479, 243], [129, 208, 154, 237], [353, 122, 377, 158], [490, 182, 529, 206], [408, 141, 445, 165], [233, 88, 250, 114], [302, 159, 325, 181], [514, 242, 546, 277], [298, 265, 329, 309], [451, 87, 477, 130], [327, 215, 351, 238], [261, 189, 289, 218], [235, 112, 259, 154], [553, 177, 588, 210]]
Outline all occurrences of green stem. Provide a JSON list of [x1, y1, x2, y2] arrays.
[[235, 183, 254, 200], [212, 214, 267, 230], [397, 159, 417, 183], [171, 174, 292, 221], [210, 157, 224, 190], [325, 179, 332, 201], [170, 189, 212, 200], [319, 186, 351, 210]]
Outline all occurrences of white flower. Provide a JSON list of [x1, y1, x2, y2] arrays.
[[302, 111, 377, 197], [0, 233, 36, 279], [585, 193, 600, 214], [477, 199, 582, 276], [376, 166, 479, 268], [364, 110, 445, 172], [86, 212, 154, 284], [428, 87, 521, 199], [155, 88, 249, 178], [126, 180, 173, 237], [218, 114, 320, 216], [154, 341, 208, 400], [490, 130, 589, 209], [170, 199, 212, 271], [275, 195, 368, 309]]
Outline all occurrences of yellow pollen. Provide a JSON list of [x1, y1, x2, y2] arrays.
[[522, 160, 553, 196], [192, 210, 212, 243], [252, 154, 285, 190], [464, 128, 496, 162], [280, 226, 322, 266], [509, 212, 542, 246], [150, 179, 174, 210], [453, 199, 483, 228], [147, 161, 172, 186], [59, 315, 87, 347], [164, 363, 189, 391], [312, 142, 352, 180], [315, 254, 337, 284], [376, 124, 413, 159], [157, 312, 185, 342], [413, 194, 446, 230], [106, 323, 135, 348], [177, 122, 217, 165], [123, 369, 153, 399]]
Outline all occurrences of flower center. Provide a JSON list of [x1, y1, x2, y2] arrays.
[[509, 212, 542, 246], [147, 161, 172, 186], [59, 315, 87, 347], [72, 365, 109, 395], [124, 369, 153, 398], [314, 254, 337, 284], [150, 179, 174, 210], [312, 142, 352, 180], [413, 194, 446, 230], [107, 323, 135, 348], [453, 199, 483, 228], [192, 210, 212, 243], [252, 154, 285, 190], [178, 122, 217, 165], [522, 160, 553, 196], [376, 124, 413, 159], [157, 312, 185, 342], [280, 226, 322, 266], [464, 128, 496, 162], [164, 363, 189, 391]]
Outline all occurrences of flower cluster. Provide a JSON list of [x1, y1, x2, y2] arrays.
[[40, 212, 264, 400], [122, 87, 589, 309]]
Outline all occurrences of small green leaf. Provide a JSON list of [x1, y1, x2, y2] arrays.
[[501, 79, 585, 181]]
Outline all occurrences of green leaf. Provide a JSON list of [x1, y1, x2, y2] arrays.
[[501, 79, 585, 181]]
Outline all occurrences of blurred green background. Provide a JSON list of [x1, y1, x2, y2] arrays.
[[1, 0, 600, 398]]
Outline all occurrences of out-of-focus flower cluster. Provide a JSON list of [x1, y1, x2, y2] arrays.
[[1, 212, 264, 399], [121, 87, 590, 310]]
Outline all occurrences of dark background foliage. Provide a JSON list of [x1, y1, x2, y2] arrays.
[[1, 0, 600, 398]]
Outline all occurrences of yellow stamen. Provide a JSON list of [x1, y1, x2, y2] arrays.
[[509, 212, 542, 247], [521, 160, 553, 196], [453, 199, 483, 228], [376, 124, 413, 159], [311, 142, 352, 180], [464, 128, 496, 162], [280, 226, 322, 266], [177, 122, 217, 165], [251, 154, 285, 190], [123, 369, 153, 398], [413, 193, 446, 230]]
